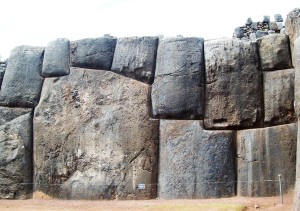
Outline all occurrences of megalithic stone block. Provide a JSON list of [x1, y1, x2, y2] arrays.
[[0, 107, 33, 199], [204, 38, 263, 129], [42, 38, 70, 77], [257, 34, 292, 71], [0, 62, 5, 89], [285, 8, 300, 66], [0, 46, 44, 108], [158, 120, 235, 199], [263, 69, 296, 126], [294, 119, 300, 211], [151, 37, 205, 119], [237, 123, 297, 197], [71, 37, 117, 70], [295, 38, 300, 117], [34, 67, 159, 199], [111, 36, 158, 84]]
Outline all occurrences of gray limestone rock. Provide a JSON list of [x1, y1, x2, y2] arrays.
[[233, 27, 244, 38], [0, 108, 33, 199], [246, 18, 253, 25], [151, 37, 205, 119], [0, 63, 5, 89], [276, 22, 284, 30], [158, 120, 235, 199], [237, 123, 297, 197], [294, 120, 300, 210], [0, 46, 44, 107], [71, 37, 117, 70], [251, 22, 258, 30], [34, 67, 159, 199], [42, 38, 70, 77], [111, 36, 158, 84], [204, 38, 263, 129], [263, 15, 270, 23], [257, 34, 292, 71], [294, 38, 300, 117], [256, 30, 268, 38], [285, 8, 300, 66], [264, 69, 296, 126], [268, 22, 278, 31], [274, 14, 283, 22]]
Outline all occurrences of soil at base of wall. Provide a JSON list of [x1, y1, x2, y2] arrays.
[[0, 191, 294, 211]]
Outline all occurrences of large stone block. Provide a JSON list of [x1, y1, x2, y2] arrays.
[[294, 119, 300, 210], [0, 62, 5, 89], [34, 67, 159, 199], [42, 38, 70, 77], [158, 120, 235, 199], [294, 38, 300, 117], [0, 107, 33, 199], [71, 37, 117, 70], [285, 8, 300, 66], [0, 46, 44, 107], [237, 123, 297, 197], [204, 38, 263, 129], [111, 36, 158, 84], [151, 37, 205, 119], [257, 34, 292, 71], [263, 69, 296, 126]]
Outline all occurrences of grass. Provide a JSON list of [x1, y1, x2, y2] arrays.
[[145, 203, 247, 211]]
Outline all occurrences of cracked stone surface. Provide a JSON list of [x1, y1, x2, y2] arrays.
[[151, 37, 205, 119], [263, 69, 296, 126], [285, 7, 300, 66], [257, 34, 292, 71], [34, 67, 159, 199], [237, 123, 297, 197], [0, 107, 33, 199], [204, 38, 263, 129], [158, 120, 235, 199], [71, 37, 117, 70], [111, 36, 158, 84], [294, 38, 300, 117], [0, 46, 44, 108]]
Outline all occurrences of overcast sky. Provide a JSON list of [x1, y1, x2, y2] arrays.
[[0, 0, 299, 59]]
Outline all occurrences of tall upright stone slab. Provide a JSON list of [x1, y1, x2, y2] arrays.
[[237, 123, 297, 197], [151, 37, 205, 119], [34, 67, 159, 199], [257, 34, 292, 71], [0, 107, 33, 199], [42, 38, 70, 77], [204, 38, 263, 129], [0, 62, 5, 89], [111, 36, 158, 84], [159, 120, 235, 199], [0, 46, 44, 107], [71, 37, 117, 70], [264, 69, 296, 126], [285, 8, 300, 66]]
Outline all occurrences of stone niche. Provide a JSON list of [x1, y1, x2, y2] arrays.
[[34, 67, 159, 200], [237, 123, 297, 197], [158, 120, 235, 199]]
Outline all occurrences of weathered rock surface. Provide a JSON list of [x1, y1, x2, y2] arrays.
[[158, 120, 235, 199], [0, 46, 44, 107], [204, 38, 263, 129], [294, 120, 300, 211], [237, 123, 297, 197], [294, 38, 300, 117], [257, 34, 292, 71], [0, 62, 5, 89], [34, 67, 159, 199], [285, 8, 300, 66], [263, 69, 296, 126], [111, 37, 158, 84], [71, 37, 117, 70], [0, 107, 33, 199], [42, 38, 70, 77], [151, 37, 205, 119]]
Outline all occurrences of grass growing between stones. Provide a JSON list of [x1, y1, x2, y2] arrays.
[[145, 203, 247, 211]]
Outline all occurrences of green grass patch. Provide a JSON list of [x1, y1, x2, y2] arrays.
[[145, 203, 247, 211]]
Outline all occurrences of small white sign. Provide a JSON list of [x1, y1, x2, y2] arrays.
[[137, 183, 145, 190]]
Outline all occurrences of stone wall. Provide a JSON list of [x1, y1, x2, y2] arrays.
[[0, 8, 300, 205]]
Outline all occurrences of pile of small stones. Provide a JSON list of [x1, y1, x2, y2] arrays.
[[233, 14, 285, 40]]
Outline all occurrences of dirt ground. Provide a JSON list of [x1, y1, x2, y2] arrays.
[[0, 192, 294, 211]]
